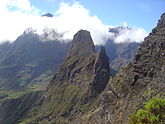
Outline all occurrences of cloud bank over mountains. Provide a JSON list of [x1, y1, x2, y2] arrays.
[[0, 0, 148, 45], [113, 27, 148, 43]]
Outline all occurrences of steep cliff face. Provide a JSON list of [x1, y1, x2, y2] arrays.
[[122, 12, 165, 87], [17, 30, 110, 123]]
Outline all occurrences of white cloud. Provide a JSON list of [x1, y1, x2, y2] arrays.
[[10, 0, 32, 11], [51, 2, 115, 45], [0, 0, 148, 45], [114, 27, 148, 43]]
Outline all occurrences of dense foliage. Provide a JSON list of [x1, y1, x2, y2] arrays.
[[130, 97, 165, 124]]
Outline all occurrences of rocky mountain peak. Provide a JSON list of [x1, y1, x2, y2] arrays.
[[48, 29, 109, 98], [41, 13, 53, 17], [50, 30, 109, 88], [67, 30, 95, 58]]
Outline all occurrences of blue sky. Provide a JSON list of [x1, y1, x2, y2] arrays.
[[30, 0, 165, 32]]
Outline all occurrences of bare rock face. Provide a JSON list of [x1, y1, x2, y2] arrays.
[[92, 47, 110, 93], [123, 12, 165, 87], [67, 30, 95, 58]]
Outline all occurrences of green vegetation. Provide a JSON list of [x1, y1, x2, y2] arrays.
[[20, 82, 99, 124], [0, 87, 42, 101], [47, 83, 81, 115], [28, 71, 54, 90], [19, 83, 82, 123], [0, 89, 29, 101], [142, 87, 154, 98], [130, 97, 165, 124]]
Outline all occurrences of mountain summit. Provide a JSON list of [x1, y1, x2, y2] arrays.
[[42, 13, 53, 17], [49, 29, 110, 94], [67, 30, 95, 58]]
